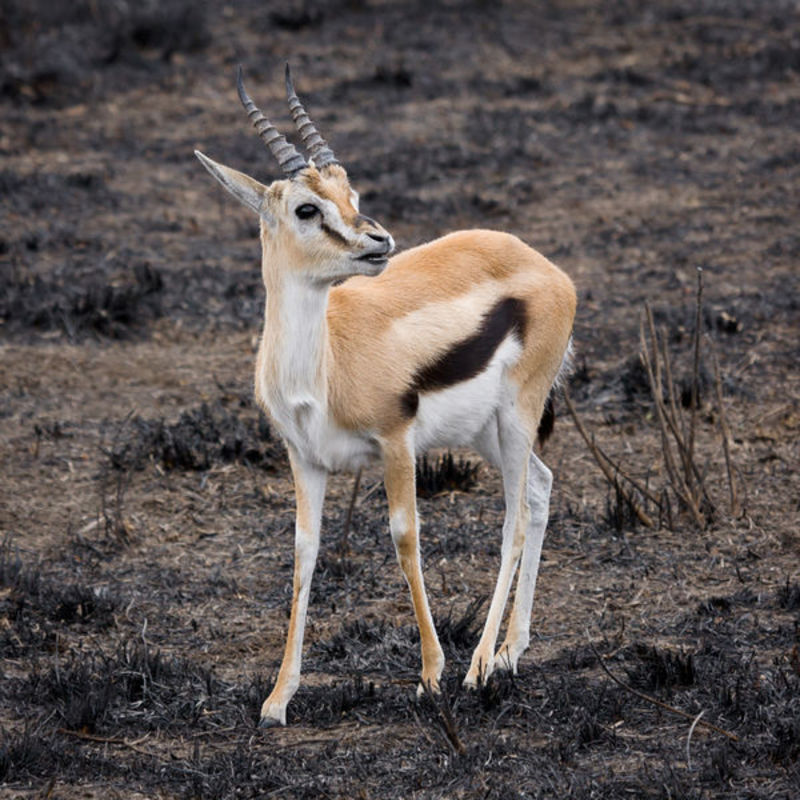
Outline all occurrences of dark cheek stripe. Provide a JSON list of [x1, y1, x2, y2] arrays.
[[320, 221, 349, 247], [400, 297, 527, 417]]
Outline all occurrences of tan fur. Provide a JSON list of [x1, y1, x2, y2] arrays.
[[301, 165, 359, 224], [382, 428, 444, 689], [327, 230, 576, 436]]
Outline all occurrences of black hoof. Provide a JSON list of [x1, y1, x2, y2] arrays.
[[258, 716, 283, 729]]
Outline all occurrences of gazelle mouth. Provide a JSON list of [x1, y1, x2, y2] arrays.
[[355, 252, 389, 265]]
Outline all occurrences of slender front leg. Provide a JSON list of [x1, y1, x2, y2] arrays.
[[382, 431, 445, 694], [260, 447, 327, 727]]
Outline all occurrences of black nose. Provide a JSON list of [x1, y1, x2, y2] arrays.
[[366, 232, 388, 243]]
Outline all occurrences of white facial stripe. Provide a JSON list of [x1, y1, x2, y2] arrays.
[[318, 197, 358, 246], [287, 190, 355, 246]]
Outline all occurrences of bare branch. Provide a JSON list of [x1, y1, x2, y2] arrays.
[[586, 634, 739, 742], [563, 387, 656, 528], [640, 312, 705, 527], [689, 268, 704, 465], [338, 468, 362, 556], [708, 337, 740, 517]]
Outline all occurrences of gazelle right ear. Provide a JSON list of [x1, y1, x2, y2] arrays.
[[194, 150, 268, 216]]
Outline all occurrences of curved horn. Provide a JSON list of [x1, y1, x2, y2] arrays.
[[237, 65, 307, 177], [285, 64, 339, 170]]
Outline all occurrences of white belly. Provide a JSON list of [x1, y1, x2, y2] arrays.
[[261, 336, 521, 470], [413, 336, 521, 451], [308, 421, 379, 472]]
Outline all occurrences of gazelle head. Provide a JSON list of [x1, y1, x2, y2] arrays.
[[196, 66, 394, 284]]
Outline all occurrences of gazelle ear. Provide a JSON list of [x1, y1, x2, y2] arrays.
[[194, 150, 268, 216]]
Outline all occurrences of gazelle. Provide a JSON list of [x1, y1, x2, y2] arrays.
[[195, 66, 576, 727]]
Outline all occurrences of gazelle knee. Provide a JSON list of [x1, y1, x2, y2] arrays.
[[529, 458, 552, 491], [528, 457, 552, 515], [390, 508, 417, 560]]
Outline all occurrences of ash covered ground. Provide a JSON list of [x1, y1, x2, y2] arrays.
[[1, 1, 798, 797]]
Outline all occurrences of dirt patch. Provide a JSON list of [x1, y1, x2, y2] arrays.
[[1, 0, 799, 797]]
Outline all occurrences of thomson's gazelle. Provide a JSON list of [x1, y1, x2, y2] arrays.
[[195, 66, 576, 727]]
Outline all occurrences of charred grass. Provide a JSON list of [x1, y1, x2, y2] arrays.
[[1, 261, 164, 342], [3, 578, 798, 796], [106, 401, 283, 474], [0, 541, 120, 658], [2, 0, 800, 797], [2, 462, 798, 797], [0, 0, 211, 106]]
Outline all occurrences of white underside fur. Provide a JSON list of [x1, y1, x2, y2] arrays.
[[412, 336, 522, 452], [268, 335, 523, 472]]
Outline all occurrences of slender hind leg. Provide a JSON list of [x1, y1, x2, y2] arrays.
[[464, 410, 532, 686], [494, 451, 552, 674]]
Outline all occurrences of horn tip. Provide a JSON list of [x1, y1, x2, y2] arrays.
[[285, 62, 295, 96], [236, 64, 248, 104]]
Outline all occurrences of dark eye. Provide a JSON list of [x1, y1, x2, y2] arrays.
[[295, 204, 319, 220]]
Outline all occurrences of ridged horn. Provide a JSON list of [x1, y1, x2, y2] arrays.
[[236, 65, 307, 177], [285, 63, 339, 169]]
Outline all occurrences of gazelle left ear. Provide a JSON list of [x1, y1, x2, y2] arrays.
[[194, 150, 269, 218]]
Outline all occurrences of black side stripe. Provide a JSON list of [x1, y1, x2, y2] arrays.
[[400, 297, 527, 417]]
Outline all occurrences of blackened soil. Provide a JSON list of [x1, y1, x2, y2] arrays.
[[1, 1, 798, 798]]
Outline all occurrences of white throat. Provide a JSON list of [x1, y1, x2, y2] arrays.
[[256, 267, 379, 472], [261, 270, 330, 409]]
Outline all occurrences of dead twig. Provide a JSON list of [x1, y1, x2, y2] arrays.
[[689, 268, 703, 469], [357, 479, 383, 506], [659, 325, 715, 514], [645, 303, 715, 519], [592, 433, 662, 509], [686, 709, 706, 770], [560, 277, 732, 533], [640, 309, 705, 527], [56, 728, 156, 757], [563, 387, 656, 528], [338, 468, 362, 555], [585, 634, 738, 742], [661, 328, 686, 446], [422, 680, 466, 755], [708, 337, 740, 517]]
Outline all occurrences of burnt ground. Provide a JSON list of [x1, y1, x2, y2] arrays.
[[1, 0, 799, 797]]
